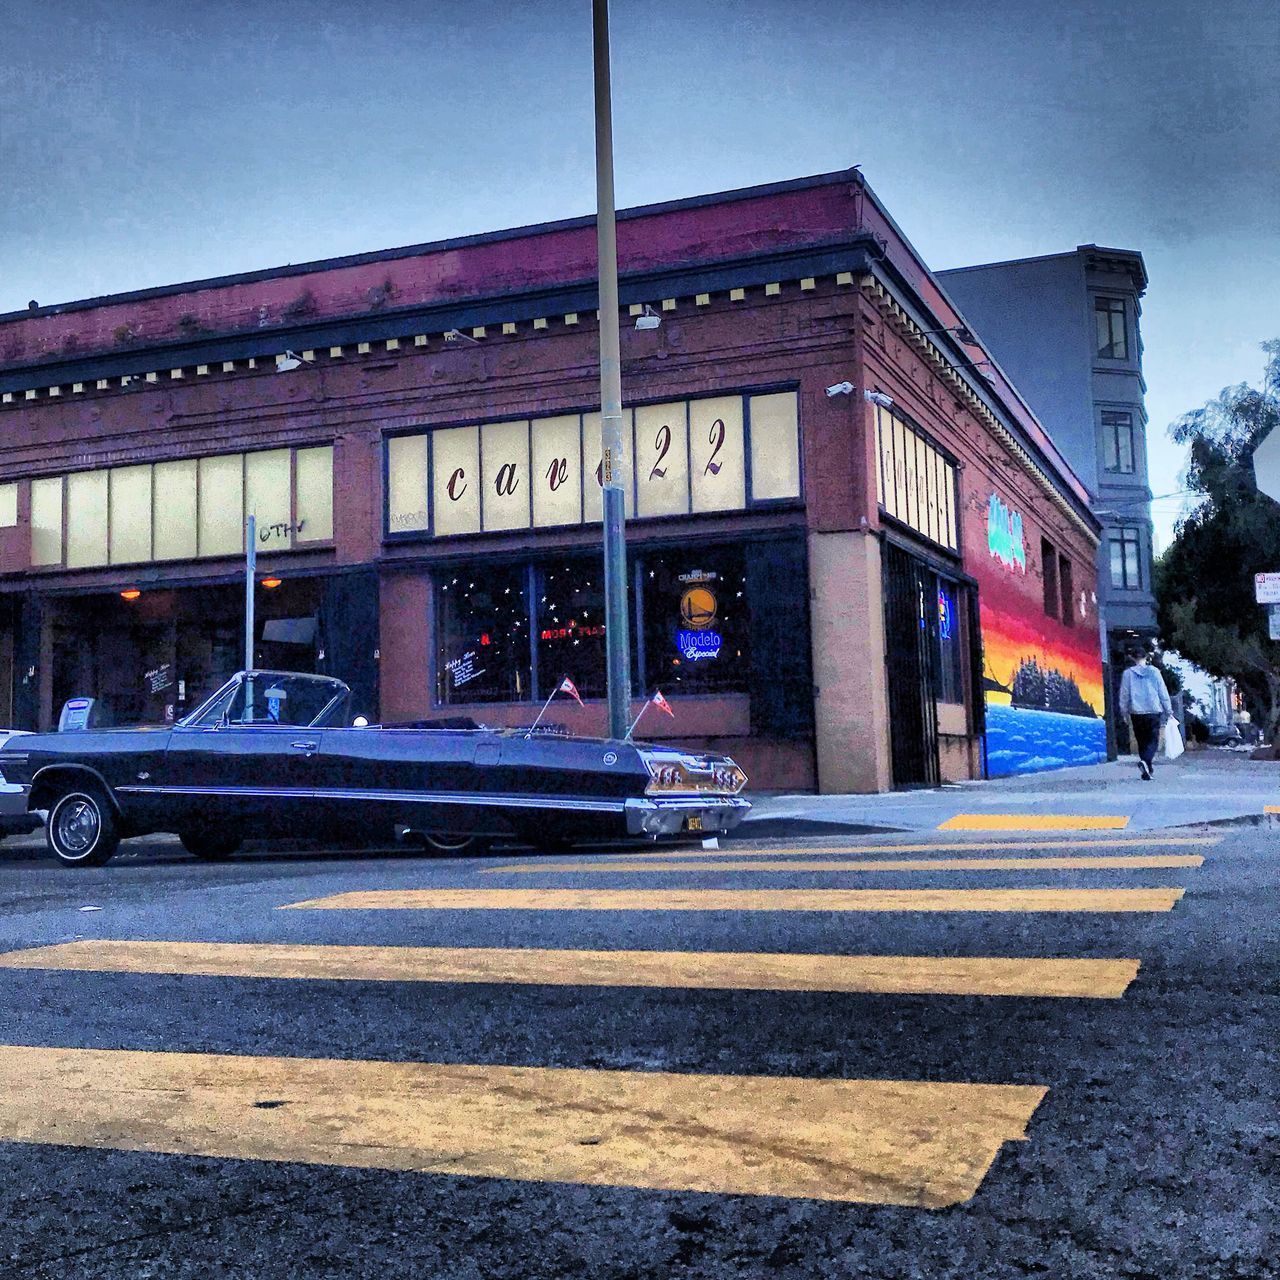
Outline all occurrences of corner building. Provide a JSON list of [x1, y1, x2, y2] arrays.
[[0, 170, 1106, 791]]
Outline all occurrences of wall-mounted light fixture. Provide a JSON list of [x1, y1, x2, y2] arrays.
[[274, 351, 314, 372], [634, 305, 661, 331], [120, 588, 141, 601], [261, 577, 283, 590]]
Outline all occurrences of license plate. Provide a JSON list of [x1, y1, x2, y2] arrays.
[[686, 815, 704, 832]]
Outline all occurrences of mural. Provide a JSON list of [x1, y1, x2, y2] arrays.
[[979, 495, 1107, 776]]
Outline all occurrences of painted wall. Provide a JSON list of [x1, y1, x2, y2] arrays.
[[972, 485, 1107, 776]]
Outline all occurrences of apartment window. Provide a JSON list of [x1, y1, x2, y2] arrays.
[[1109, 528, 1143, 590], [1095, 297, 1128, 360], [1059, 556, 1075, 626], [1041, 537, 1059, 618], [1101, 410, 1136, 473]]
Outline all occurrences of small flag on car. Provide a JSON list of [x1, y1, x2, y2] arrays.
[[558, 676, 585, 707], [652, 690, 675, 718]]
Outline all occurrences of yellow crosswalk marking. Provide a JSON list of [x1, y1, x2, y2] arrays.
[[0, 1044, 1046, 1207], [939, 815, 1130, 831], [613, 836, 1219, 860], [0, 941, 1142, 998], [484, 855, 1204, 875], [284, 887, 1184, 913]]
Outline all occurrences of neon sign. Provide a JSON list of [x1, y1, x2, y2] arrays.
[[987, 493, 1026, 572], [677, 629, 723, 662], [938, 590, 954, 641]]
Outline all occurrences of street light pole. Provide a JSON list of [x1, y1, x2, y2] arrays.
[[592, 0, 633, 740], [245, 514, 256, 673]]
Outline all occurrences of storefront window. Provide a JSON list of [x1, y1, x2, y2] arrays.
[[153, 459, 198, 561], [66, 470, 109, 568], [535, 557, 609, 699], [435, 565, 530, 703], [30, 477, 63, 566], [640, 547, 749, 695], [934, 582, 966, 706]]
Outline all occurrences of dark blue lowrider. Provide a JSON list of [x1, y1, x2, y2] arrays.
[[0, 671, 749, 867]]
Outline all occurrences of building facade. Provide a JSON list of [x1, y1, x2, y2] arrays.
[[0, 170, 1105, 790], [937, 248, 1157, 746]]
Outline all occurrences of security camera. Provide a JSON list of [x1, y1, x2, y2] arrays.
[[634, 305, 661, 331], [825, 381, 855, 397], [863, 389, 894, 409]]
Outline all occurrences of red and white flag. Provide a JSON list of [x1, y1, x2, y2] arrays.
[[652, 690, 675, 718], [558, 676, 585, 707]]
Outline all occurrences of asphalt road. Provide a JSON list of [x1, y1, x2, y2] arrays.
[[0, 821, 1274, 1279]]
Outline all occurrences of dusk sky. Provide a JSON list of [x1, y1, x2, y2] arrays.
[[3, 0, 1276, 549]]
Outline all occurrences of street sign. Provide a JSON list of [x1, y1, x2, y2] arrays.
[[1255, 572, 1280, 604], [1269, 605, 1280, 641], [1254, 424, 1280, 505]]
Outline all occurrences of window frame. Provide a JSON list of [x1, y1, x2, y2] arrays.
[[874, 404, 961, 555], [1095, 296, 1128, 361], [381, 385, 804, 545], [16, 443, 335, 572], [1041, 536, 1059, 619], [1101, 409, 1136, 474], [1108, 527, 1144, 591]]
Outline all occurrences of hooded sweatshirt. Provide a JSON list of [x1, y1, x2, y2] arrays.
[[1119, 663, 1172, 718]]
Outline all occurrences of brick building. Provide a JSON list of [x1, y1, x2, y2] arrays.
[[0, 169, 1106, 791]]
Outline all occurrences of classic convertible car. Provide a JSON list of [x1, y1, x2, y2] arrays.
[[0, 670, 749, 867]]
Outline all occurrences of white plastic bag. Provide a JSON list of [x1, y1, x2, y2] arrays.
[[1164, 719, 1185, 760]]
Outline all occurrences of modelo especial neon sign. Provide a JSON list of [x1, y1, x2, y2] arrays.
[[987, 493, 1026, 572]]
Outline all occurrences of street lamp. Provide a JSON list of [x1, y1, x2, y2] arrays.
[[592, 0, 633, 739]]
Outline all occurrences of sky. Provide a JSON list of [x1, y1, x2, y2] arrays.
[[2, 0, 1277, 550]]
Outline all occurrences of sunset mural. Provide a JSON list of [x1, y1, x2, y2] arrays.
[[975, 494, 1108, 777]]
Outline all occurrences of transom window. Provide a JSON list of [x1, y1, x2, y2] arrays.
[[388, 391, 801, 540], [874, 405, 959, 552]]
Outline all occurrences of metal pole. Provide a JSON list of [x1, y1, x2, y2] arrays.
[[592, 0, 633, 740], [245, 514, 256, 673]]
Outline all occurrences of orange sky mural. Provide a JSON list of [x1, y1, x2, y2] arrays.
[[981, 603, 1105, 715]]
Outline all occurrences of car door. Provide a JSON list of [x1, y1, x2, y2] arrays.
[[160, 674, 332, 835]]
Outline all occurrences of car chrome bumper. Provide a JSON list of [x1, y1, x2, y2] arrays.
[[624, 795, 751, 837], [0, 784, 39, 834]]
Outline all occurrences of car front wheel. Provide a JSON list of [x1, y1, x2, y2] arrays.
[[47, 788, 120, 868], [178, 828, 243, 861]]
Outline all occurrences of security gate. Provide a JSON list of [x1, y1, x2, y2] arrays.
[[883, 543, 940, 787]]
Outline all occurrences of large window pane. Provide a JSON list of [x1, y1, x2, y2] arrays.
[[535, 556, 609, 699], [934, 582, 965, 706], [634, 401, 690, 518], [198, 454, 244, 557], [435, 565, 530, 704], [432, 426, 481, 536], [749, 392, 800, 501], [153, 460, 198, 560], [109, 465, 152, 564], [245, 449, 293, 551], [295, 446, 334, 542], [531, 414, 583, 528], [690, 397, 746, 513], [65, 470, 109, 568], [31, 477, 63, 566], [641, 545, 749, 696], [0, 483, 16, 528], [480, 419, 531, 532], [387, 434, 429, 534]]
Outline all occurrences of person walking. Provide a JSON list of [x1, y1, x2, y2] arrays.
[[1119, 646, 1173, 780]]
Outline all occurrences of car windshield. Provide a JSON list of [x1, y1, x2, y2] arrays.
[[183, 673, 349, 728]]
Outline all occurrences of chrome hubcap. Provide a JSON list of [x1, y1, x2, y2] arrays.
[[56, 798, 100, 856]]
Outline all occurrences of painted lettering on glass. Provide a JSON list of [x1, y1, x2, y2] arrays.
[[545, 457, 569, 491], [704, 419, 725, 476], [446, 468, 468, 502], [494, 462, 520, 498], [649, 424, 672, 481]]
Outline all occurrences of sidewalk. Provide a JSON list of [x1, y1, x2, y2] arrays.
[[740, 749, 1277, 835]]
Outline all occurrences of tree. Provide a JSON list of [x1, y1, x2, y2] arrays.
[[1156, 340, 1280, 740]]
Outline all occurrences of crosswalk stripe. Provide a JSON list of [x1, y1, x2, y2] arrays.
[[283, 887, 1184, 913], [0, 1044, 1047, 1207], [483, 855, 1205, 875], [939, 815, 1129, 831], [0, 941, 1143, 998], [612, 836, 1219, 860]]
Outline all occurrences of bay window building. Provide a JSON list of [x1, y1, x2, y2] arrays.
[[0, 169, 1104, 790]]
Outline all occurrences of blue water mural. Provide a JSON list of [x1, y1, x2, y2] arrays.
[[984, 703, 1107, 776]]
